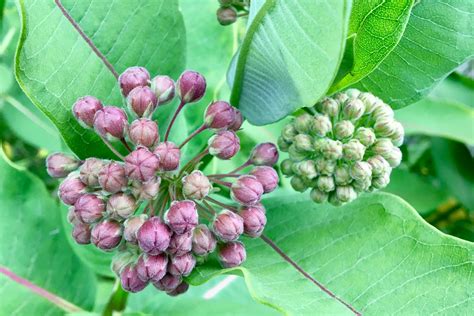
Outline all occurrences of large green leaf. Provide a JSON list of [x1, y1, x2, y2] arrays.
[[352, 0, 474, 109], [0, 150, 96, 315], [15, 0, 186, 159], [190, 192, 474, 315], [230, 0, 352, 125]]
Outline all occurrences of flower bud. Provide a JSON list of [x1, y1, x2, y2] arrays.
[[372, 103, 394, 120], [288, 145, 307, 162], [290, 175, 308, 192], [281, 159, 294, 176], [137, 217, 172, 255], [111, 251, 135, 276], [182, 170, 212, 200], [150, 75, 175, 105], [125, 147, 160, 182], [204, 101, 236, 130], [296, 160, 317, 179], [229, 109, 243, 131], [74, 194, 105, 223], [277, 137, 291, 152], [127, 86, 158, 118], [46, 153, 81, 178], [374, 118, 399, 138], [72, 223, 91, 244], [346, 88, 361, 99], [153, 141, 180, 171], [131, 177, 161, 201], [359, 92, 377, 113], [119, 66, 150, 97], [98, 162, 127, 193], [334, 92, 349, 104], [58, 175, 87, 205], [208, 130, 240, 160], [168, 253, 196, 276], [239, 206, 266, 237], [310, 188, 328, 203], [281, 123, 297, 142], [67, 206, 81, 225], [372, 138, 394, 157], [310, 114, 332, 137], [249, 142, 279, 166], [334, 164, 352, 185], [293, 134, 313, 152], [354, 127, 376, 147], [294, 114, 312, 134], [91, 220, 122, 251], [120, 264, 148, 293], [315, 158, 336, 175], [218, 241, 246, 268], [107, 193, 137, 220], [389, 122, 404, 147], [350, 161, 372, 181], [212, 210, 244, 241], [72, 96, 103, 128], [124, 214, 148, 244], [136, 253, 168, 282], [343, 139, 366, 161], [153, 273, 181, 292], [319, 97, 340, 117], [321, 139, 343, 160], [372, 173, 391, 189], [343, 98, 365, 121], [80, 158, 106, 187], [192, 224, 217, 256], [367, 155, 390, 177], [164, 200, 198, 234], [335, 185, 357, 203], [334, 120, 355, 140], [167, 282, 189, 296], [384, 146, 402, 168], [316, 176, 335, 192], [329, 193, 342, 206], [353, 177, 371, 192], [177, 70, 206, 103], [93, 106, 128, 140], [250, 166, 279, 193], [231, 175, 264, 206], [168, 231, 193, 256], [216, 6, 237, 25], [128, 118, 159, 148]]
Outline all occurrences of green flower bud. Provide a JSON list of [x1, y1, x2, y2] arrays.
[[354, 127, 376, 147], [277, 136, 291, 152], [384, 146, 402, 168], [316, 176, 335, 192], [282, 123, 297, 142], [343, 139, 366, 161], [293, 134, 314, 152], [359, 92, 377, 113], [315, 158, 336, 176], [281, 159, 294, 176], [291, 161, 301, 175], [328, 193, 343, 206], [310, 188, 328, 203], [313, 138, 328, 152], [345, 88, 361, 99], [372, 103, 394, 121], [388, 121, 404, 146], [294, 114, 313, 134], [350, 161, 372, 181], [367, 155, 390, 177], [353, 178, 371, 192], [343, 98, 365, 121], [297, 160, 318, 180], [334, 92, 349, 104], [319, 97, 340, 117], [334, 164, 352, 185], [372, 138, 394, 157], [374, 118, 398, 138], [290, 176, 308, 192], [372, 173, 390, 189], [288, 144, 307, 162], [334, 120, 355, 140], [336, 185, 357, 203], [321, 139, 343, 160], [310, 114, 332, 137]]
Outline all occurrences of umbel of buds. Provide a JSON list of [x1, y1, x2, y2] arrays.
[[47, 67, 279, 297], [279, 89, 404, 206]]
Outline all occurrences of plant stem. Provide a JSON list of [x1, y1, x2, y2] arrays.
[[102, 279, 129, 316], [179, 124, 207, 149], [210, 178, 232, 187], [164, 100, 185, 141], [228, 160, 251, 174], [179, 148, 210, 176], [205, 196, 238, 212], [208, 173, 241, 179], [120, 138, 132, 152], [99, 135, 125, 160]]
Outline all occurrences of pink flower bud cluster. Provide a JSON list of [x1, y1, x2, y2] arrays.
[[47, 67, 279, 297]]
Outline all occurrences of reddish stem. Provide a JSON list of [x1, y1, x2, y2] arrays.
[[208, 173, 241, 179], [228, 160, 252, 174], [205, 196, 238, 212], [210, 178, 232, 187], [179, 124, 207, 149], [120, 138, 133, 152], [164, 100, 185, 141], [99, 135, 125, 160]]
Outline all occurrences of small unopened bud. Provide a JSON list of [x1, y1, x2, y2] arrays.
[[290, 175, 308, 192], [111, 251, 135, 276], [345, 88, 361, 99], [329, 193, 343, 206], [74, 194, 105, 223], [136, 253, 168, 282], [310, 114, 332, 137], [317, 176, 335, 192], [124, 214, 148, 244], [150, 75, 175, 105], [218, 241, 246, 268], [250, 142, 279, 166], [278, 137, 291, 152], [216, 6, 237, 25], [297, 160, 318, 179], [167, 282, 189, 296], [120, 264, 148, 293], [353, 177, 371, 192], [310, 188, 328, 203], [131, 177, 161, 201], [359, 92, 377, 113], [182, 171, 212, 200], [334, 164, 352, 185], [168, 231, 193, 256], [208, 130, 240, 160], [334, 92, 349, 104], [288, 145, 307, 162], [46, 153, 80, 178], [153, 273, 181, 292], [294, 114, 312, 134], [204, 101, 236, 130], [239, 206, 266, 238], [127, 86, 158, 118], [80, 158, 106, 187], [335, 185, 357, 203], [58, 175, 87, 205], [67, 206, 80, 225], [125, 147, 160, 182], [389, 122, 404, 147], [315, 158, 336, 175], [91, 220, 122, 251], [119, 66, 150, 97], [153, 141, 180, 171], [168, 253, 196, 276], [281, 159, 294, 176], [343, 139, 366, 161], [129, 118, 159, 148], [250, 166, 279, 193], [372, 173, 391, 189], [229, 109, 243, 131], [165, 200, 198, 234], [98, 162, 127, 193], [231, 175, 264, 206], [372, 103, 394, 120], [321, 139, 343, 160], [354, 127, 376, 147], [367, 155, 390, 177], [72, 96, 103, 128], [319, 97, 340, 117], [350, 161, 372, 181], [343, 98, 365, 121], [72, 223, 91, 244], [137, 217, 172, 255], [374, 118, 398, 138], [192, 224, 217, 256], [177, 70, 206, 103], [212, 210, 244, 241], [281, 123, 297, 142], [384, 146, 402, 168], [293, 134, 313, 152], [107, 193, 137, 220], [334, 120, 355, 140], [93, 106, 128, 140]]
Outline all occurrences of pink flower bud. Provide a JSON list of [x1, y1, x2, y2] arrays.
[[111, 251, 136, 276], [93, 106, 129, 140], [167, 282, 189, 296], [182, 170, 212, 200], [67, 206, 81, 225], [231, 175, 264, 206], [168, 231, 193, 256], [164, 200, 198, 234], [150, 75, 175, 105], [129, 118, 159, 148], [91, 220, 122, 251], [79, 158, 106, 187], [58, 175, 87, 205], [250, 166, 279, 193], [152, 273, 181, 292], [229, 108, 243, 131], [153, 141, 180, 171], [204, 101, 236, 130], [239, 206, 267, 237], [168, 253, 196, 276], [72, 223, 91, 245], [125, 147, 160, 182], [192, 224, 217, 256], [119, 66, 150, 97], [74, 194, 105, 223], [250, 142, 279, 166], [177, 70, 206, 103], [98, 162, 127, 193], [218, 241, 246, 268], [72, 96, 103, 128], [212, 209, 244, 242], [120, 264, 149, 293], [137, 217, 172, 255], [107, 193, 137, 220], [131, 176, 161, 201], [127, 86, 158, 117], [46, 153, 81, 178], [136, 253, 168, 282], [123, 214, 148, 244], [208, 130, 240, 160]]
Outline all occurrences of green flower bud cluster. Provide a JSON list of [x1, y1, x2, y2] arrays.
[[278, 89, 404, 206]]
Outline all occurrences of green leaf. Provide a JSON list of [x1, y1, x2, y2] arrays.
[[395, 98, 474, 145], [230, 0, 352, 125], [190, 191, 474, 315], [0, 150, 96, 315], [0, 63, 12, 93], [331, 0, 415, 91], [352, 0, 474, 109], [15, 0, 186, 159]]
